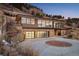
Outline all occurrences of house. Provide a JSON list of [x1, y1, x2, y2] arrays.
[[0, 4, 69, 41], [19, 14, 67, 39]]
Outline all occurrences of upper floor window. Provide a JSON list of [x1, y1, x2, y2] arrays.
[[26, 18, 31, 24], [45, 20, 52, 27], [60, 23, 64, 28], [54, 22, 64, 28], [30, 19, 35, 24], [49, 21, 52, 27], [38, 20, 45, 27], [54, 22, 57, 28], [38, 20, 52, 27], [21, 17, 26, 24], [21, 17, 35, 24]]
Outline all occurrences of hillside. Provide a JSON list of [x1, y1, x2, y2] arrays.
[[0, 3, 43, 16]]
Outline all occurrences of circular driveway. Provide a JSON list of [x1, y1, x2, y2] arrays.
[[19, 37, 79, 56]]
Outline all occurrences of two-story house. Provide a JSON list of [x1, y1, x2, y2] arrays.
[[19, 14, 67, 39], [0, 4, 68, 41]]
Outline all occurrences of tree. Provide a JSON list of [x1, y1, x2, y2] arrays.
[[52, 15, 64, 19], [66, 18, 79, 27], [36, 13, 43, 17]]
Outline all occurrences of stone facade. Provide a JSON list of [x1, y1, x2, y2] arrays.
[[71, 28, 79, 39]]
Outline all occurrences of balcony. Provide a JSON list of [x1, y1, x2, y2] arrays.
[[22, 24, 62, 29], [21, 22, 65, 30]]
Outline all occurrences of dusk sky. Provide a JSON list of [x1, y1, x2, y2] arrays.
[[31, 3, 79, 18]]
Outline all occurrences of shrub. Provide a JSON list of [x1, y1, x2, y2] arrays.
[[67, 35, 72, 38]]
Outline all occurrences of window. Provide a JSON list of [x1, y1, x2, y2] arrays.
[[42, 20, 46, 27], [26, 18, 31, 24], [57, 23, 60, 28], [54, 22, 57, 28], [25, 31, 49, 39], [59, 23, 62, 28], [57, 23, 64, 28], [31, 19, 35, 24], [60, 23, 64, 28], [45, 20, 52, 27], [21, 17, 26, 24], [38, 20, 52, 27], [45, 20, 49, 27], [54, 22, 61, 28], [35, 31, 48, 38], [25, 32, 34, 39], [38, 20, 43, 27], [49, 21, 52, 27], [21, 17, 35, 24], [26, 18, 35, 24]]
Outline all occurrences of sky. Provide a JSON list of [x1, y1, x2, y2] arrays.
[[31, 3, 79, 18]]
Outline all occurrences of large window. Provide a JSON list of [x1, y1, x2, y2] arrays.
[[26, 18, 30, 24], [38, 20, 45, 27], [35, 31, 48, 38], [38, 20, 42, 27], [57, 23, 64, 28], [45, 20, 52, 27], [30, 19, 35, 24], [21, 17, 35, 24], [25, 31, 48, 39], [60, 23, 64, 28], [54, 22, 62, 28], [54, 22, 58, 28], [45, 20, 49, 27], [25, 32, 34, 39], [26, 18, 35, 24], [21, 17, 26, 24], [38, 20, 52, 27]]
